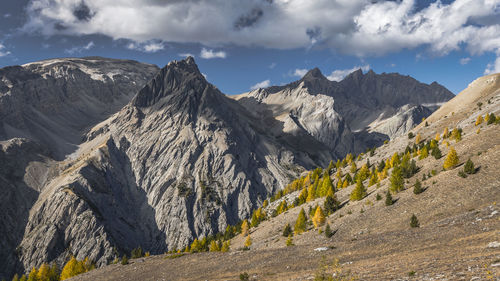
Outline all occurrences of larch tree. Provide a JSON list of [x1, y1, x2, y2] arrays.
[[241, 219, 249, 237], [294, 208, 307, 234], [209, 240, 220, 252], [312, 206, 326, 228], [350, 178, 367, 201], [37, 263, 50, 281], [443, 146, 459, 170], [415, 133, 421, 144], [390, 165, 404, 193], [320, 171, 334, 197], [475, 115, 483, 126], [442, 127, 449, 139], [244, 235, 252, 248], [27, 268, 37, 281]]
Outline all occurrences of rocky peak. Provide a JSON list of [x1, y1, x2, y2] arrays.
[[302, 67, 325, 81], [132, 57, 209, 108]]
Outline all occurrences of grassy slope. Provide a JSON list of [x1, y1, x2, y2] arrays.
[[72, 74, 500, 281]]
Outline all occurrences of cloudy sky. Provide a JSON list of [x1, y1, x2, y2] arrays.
[[0, 0, 499, 94]]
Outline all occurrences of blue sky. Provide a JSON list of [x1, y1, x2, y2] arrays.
[[0, 0, 499, 95]]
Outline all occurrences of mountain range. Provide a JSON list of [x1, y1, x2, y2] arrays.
[[0, 56, 454, 279]]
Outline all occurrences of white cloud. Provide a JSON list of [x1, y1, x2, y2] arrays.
[[484, 55, 500, 75], [460, 57, 471, 65], [292, 68, 308, 77], [22, 0, 500, 61], [127, 41, 165, 53], [64, 41, 94, 54], [326, 65, 370, 81], [0, 43, 11, 57], [4, 13, 11, 18], [200, 48, 226, 59], [250, 79, 271, 90], [269, 62, 277, 69]]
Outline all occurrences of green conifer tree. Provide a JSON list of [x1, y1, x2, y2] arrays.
[[410, 214, 420, 228], [413, 179, 423, 194], [385, 191, 393, 206]]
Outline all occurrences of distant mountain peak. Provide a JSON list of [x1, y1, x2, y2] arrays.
[[302, 67, 326, 81]]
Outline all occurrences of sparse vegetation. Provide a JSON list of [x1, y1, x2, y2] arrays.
[[410, 214, 420, 228]]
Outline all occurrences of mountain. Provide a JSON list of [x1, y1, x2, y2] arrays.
[[0, 57, 158, 278], [72, 72, 500, 281], [0, 57, 455, 279], [0, 57, 159, 159], [235, 68, 453, 152]]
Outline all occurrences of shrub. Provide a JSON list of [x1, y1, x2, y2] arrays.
[[458, 170, 467, 178], [286, 236, 294, 246], [410, 214, 420, 228], [376, 193, 382, 201], [408, 132, 414, 139], [487, 113, 496, 125], [239, 272, 249, 281]]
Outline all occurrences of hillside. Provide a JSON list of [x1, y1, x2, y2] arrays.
[[69, 73, 500, 281]]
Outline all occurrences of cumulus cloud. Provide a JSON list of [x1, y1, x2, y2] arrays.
[[21, 0, 500, 60], [64, 41, 94, 54], [127, 41, 165, 53], [269, 62, 276, 69], [326, 65, 370, 81], [292, 68, 308, 77], [0, 43, 11, 57], [250, 79, 271, 90], [179, 53, 195, 58], [460, 57, 471, 65], [200, 48, 226, 59], [484, 56, 500, 75]]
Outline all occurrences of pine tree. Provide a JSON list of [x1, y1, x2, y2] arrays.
[[342, 180, 349, 189], [410, 214, 420, 228], [209, 240, 220, 252], [251, 210, 260, 227], [323, 193, 339, 215], [385, 191, 393, 206], [475, 115, 483, 126], [488, 112, 496, 124], [221, 241, 230, 252], [368, 172, 378, 186], [358, 164, 370, 181], [19, 275, 26, 281], [377, 160, 385, 172], [328, 160, 335, 173], [121, 255, 129, 265], [413, 179, 423, 194], [312, 206, 326, 228], [294, 208, 307, 234], [443, 146, 459, 170], [431, 145, 442, 159], [244, 235, 252, 248], [464, 158, 475, 174], [389, 165, 404, 193], [131, 247, 143, 258], [350, 178, 367, 201], [298, 187, 308, 204], [282, 223, 292, 237], [241, 219, 249, 237], [12, 274, 19, 281], [390, 152, 400, 167], [324, 223, 334, 238]]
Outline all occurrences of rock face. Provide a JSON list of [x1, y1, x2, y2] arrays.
[[0, 57, 159, 159], [0, 57, 454, 279]]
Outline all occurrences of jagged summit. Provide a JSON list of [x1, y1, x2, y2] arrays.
[[302, 67, 326, 81], [132, 56, 209, 108]]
